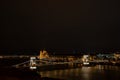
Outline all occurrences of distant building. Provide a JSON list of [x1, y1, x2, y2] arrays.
[[97, 54, 114, 59], [39, 50, 49, 59]]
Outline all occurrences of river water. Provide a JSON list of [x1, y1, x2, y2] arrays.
[[39, 65, 120, 80], [0, 64, 120, 80]]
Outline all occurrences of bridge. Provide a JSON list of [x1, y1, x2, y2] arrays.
[[12, 50, 83, 69], [12, 57, 83, 69], [12, 50, 109, 70]]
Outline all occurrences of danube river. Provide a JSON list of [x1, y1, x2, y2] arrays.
[[0, 64, 120, 80], [39, 65, 120, 80]]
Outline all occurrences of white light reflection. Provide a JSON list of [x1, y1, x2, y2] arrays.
[[75, 68, 79, 76], [81, 67, 91, 80]]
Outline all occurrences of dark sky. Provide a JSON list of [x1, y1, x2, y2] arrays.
[[0, 0, 120, 54]]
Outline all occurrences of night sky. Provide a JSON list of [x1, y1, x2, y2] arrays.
[[0, 0, 120, 54]]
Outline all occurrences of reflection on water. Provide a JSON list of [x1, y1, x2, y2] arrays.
[[39, 65, 120, 80], [95, 65, 120, 70]]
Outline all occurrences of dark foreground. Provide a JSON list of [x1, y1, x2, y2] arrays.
[[0, 67, 64, 80]]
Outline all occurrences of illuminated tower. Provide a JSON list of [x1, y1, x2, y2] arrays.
[[39, 50, 49, 59]]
